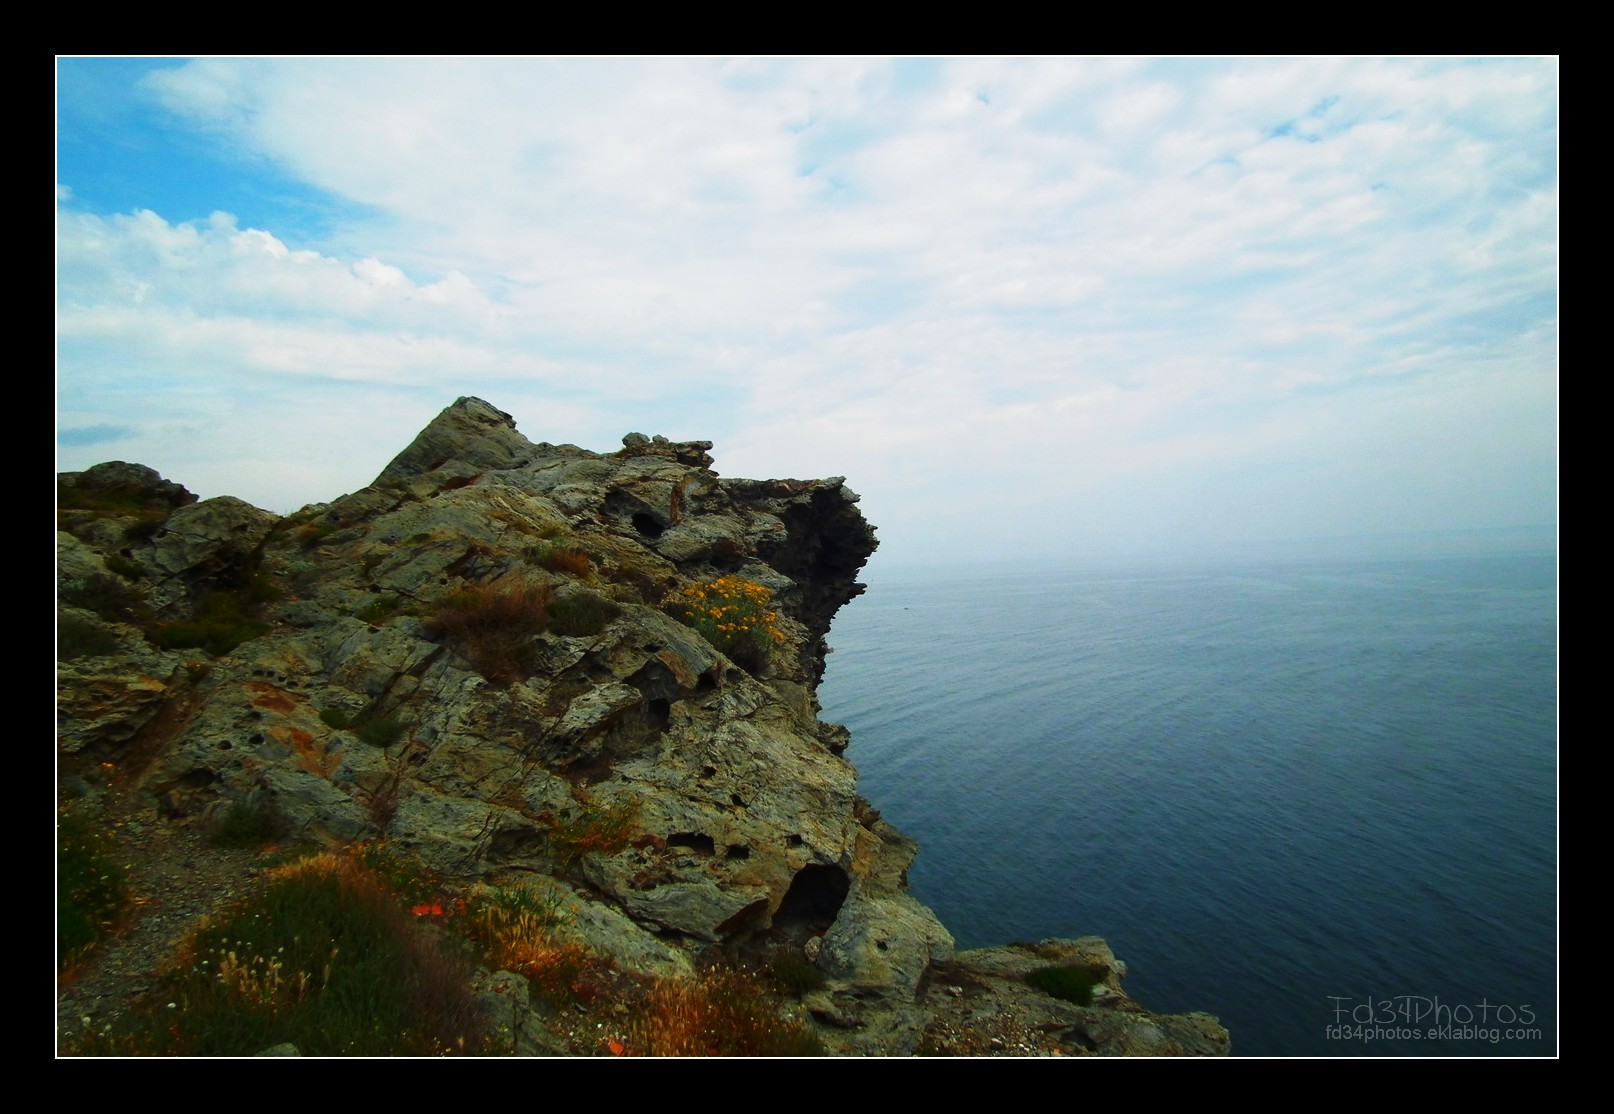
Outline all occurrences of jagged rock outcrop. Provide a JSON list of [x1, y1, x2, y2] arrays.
[[56, 397, 1229, 1055]]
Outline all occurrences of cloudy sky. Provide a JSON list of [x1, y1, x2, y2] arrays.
[[56, 57, 1557, 568]]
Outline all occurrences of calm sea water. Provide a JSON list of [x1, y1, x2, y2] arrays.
[[817, 549, 1558, 1056]]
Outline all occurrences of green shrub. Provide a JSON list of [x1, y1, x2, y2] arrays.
[[147, 570, 281, 657], [318, 708, 351, 730], [149, 617, 270, 657], [60, 574, 149, 626], [58, 807, 128, 968], [547, 590, 621, 637], [209, 797, 289, 849], [104, 554, 146, 581], [768, 949, 826, 996], [667, 576, 786, 674], [58, 615, 121, 660], [66, 852, 486, 1056], [1024, 963, 1104, 1006], [354, 710, 409, 749]]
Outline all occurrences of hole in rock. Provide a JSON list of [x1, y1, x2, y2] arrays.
[[627, 661, 683, 707], [773, 863, 850, 939], [667, 832, 715, 855], [647, 698, 671, 731]]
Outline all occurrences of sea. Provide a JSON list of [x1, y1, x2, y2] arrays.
[[816, 539, 1558, 1057]]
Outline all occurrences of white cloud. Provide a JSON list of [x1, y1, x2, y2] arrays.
[[59, 57, 1557, 556], [58, 206, 503, 331]]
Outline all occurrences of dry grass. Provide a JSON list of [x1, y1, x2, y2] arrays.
[[424, 575, 553, 683], [525, 541, 594, 577], [629, 966, 823, 1057], [462, 885, 597, 1003]]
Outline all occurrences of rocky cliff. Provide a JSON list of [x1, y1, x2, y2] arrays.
[[57, 397, 1229, 1056]]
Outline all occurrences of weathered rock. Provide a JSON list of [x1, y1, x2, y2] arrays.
[[374, 396, 534, 484], [472, 969, 568, 1055], [56, 397, 1228, 1055], [55, 647, 184, 754], [56, 532, 110, 586], [146, 496, 280, 616], [61, 461, 197, 511], [912, 938, 1233, 1056]]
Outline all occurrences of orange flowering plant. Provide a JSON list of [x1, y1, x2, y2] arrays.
[[667, 575, 787, 674]]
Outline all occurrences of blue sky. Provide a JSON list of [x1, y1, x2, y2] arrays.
[[56, 57, 1557, 567]]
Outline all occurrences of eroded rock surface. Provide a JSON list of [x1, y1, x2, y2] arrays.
[[56, 396, 1229, 1055]]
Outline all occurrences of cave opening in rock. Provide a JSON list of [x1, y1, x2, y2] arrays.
[[773, 863, 850, 938], [667, 832, 716, 856]]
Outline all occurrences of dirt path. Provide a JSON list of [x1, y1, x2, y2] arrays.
[[56, 800, 261, 1052]]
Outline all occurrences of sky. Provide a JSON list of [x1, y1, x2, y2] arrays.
[[56, 57, 1557, 569]]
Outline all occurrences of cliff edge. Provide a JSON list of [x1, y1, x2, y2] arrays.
[[57, 397, 1229, 1056]]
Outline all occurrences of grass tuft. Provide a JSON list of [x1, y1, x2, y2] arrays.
[[547, 794, 639, 871], [58, 806, 129, 969], [208, 797, 289, 849], [546, 590, 621, 637], [353, 709, 409, 749], [58, 615, 122, 660], [768, 948, 826, 996], [629, 965, 823, 1056], [65, 852, 486, 1056], [525, 541, 593, 577], [460, 884, 596, 1004], [425, 575, 552, 684], [1023, 963, 1104, 1006], [60, 574, 150, 626]]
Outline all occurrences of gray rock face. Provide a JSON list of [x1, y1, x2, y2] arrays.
[[147, 496, 281, 616], [374, 396, 534, 484], [55, 397, 1229, 1055], [916, 938, 1235, 1056], [60, 461, 197, 511]]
